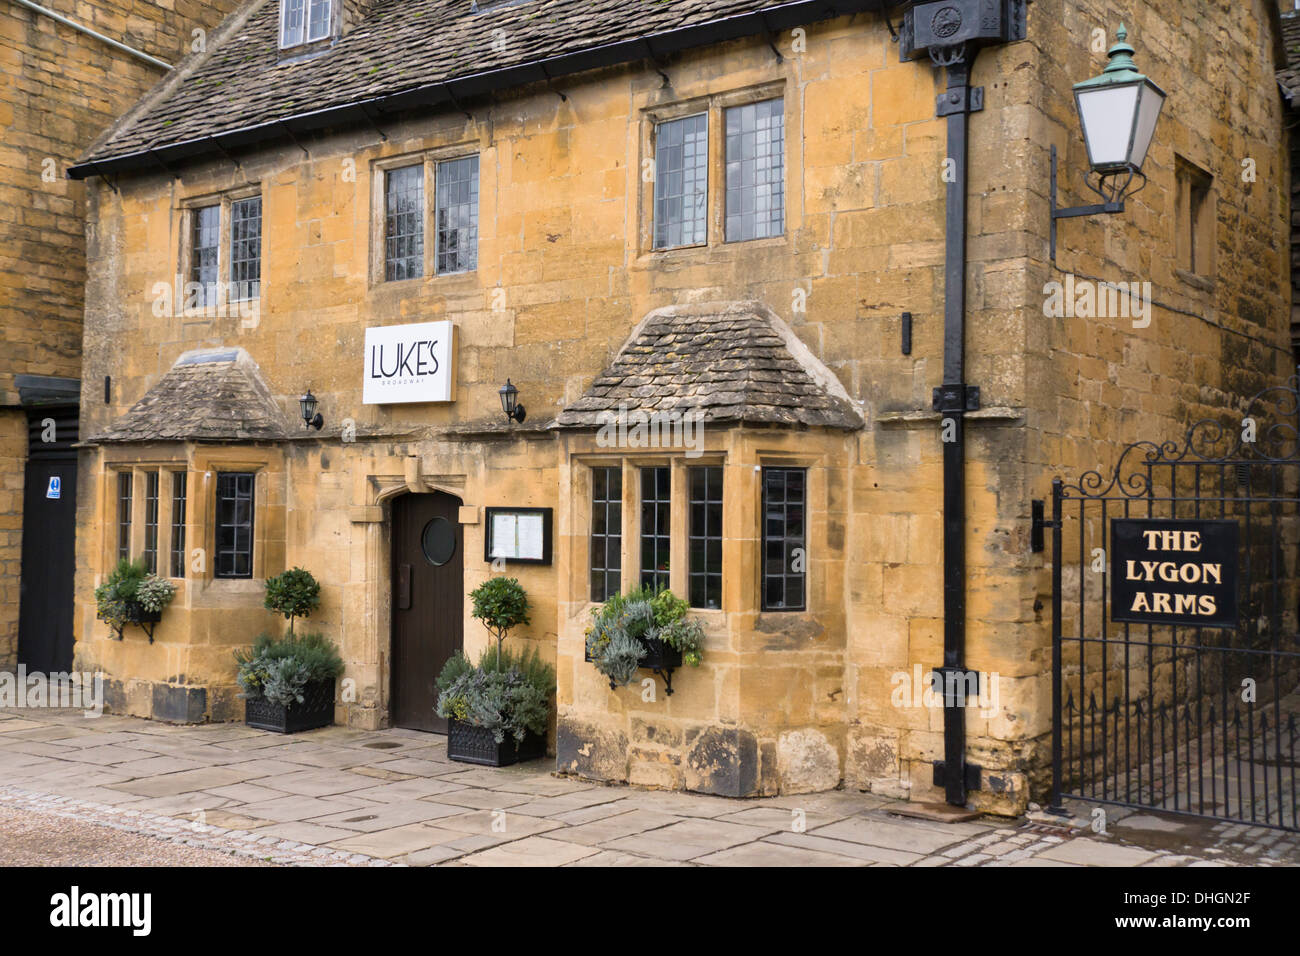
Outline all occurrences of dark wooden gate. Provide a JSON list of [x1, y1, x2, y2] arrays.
[[391, 492, 464, 732], [17, 406, 79, 673], [1050, 377, 1300, 830]]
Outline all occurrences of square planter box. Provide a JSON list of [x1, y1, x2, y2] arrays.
[[125, 602, 161, 626], [587, 634, 683, 693], [244, 678, 336, 734], [447, 718, 546, 767]]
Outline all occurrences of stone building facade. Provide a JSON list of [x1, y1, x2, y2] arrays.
[[0, 0, 245, 674], [67, 0, 1292, 813]]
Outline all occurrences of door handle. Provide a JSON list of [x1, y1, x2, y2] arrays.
[[397, 563, 411, 610]]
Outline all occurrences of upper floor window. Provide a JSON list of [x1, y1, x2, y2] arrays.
[[385, 164, 425, 282], [725, 98, 784, 242], [230, 197, 262, 302], [379, 154, 480, 283], [182, 192, 262, 309], [281, 0, 333, 48], [190, 205, 220, 307], [643, 91, 784, 252], [653, 113, 707, 249], [435, 156, 479, 275]]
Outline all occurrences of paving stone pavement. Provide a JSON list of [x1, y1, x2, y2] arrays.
[[1, 708, 1296, 867]]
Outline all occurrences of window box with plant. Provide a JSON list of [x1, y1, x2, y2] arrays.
[[584, 587, 704, 695], [235, 567, 341, 733], [436, 577, 554, 766], [94, 558, 178, 642]]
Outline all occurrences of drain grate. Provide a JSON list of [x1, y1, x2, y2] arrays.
[[344, 815, 379, 823], [363, 741, 403, 750], [1019, 819, 1074, 835]]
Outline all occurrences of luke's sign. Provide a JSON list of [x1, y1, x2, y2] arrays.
[[1110, 519, 1238, 628], [363, 320, 456, 405]]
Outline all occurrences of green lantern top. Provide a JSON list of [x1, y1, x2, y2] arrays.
[[1073, 24, 1149, 90]]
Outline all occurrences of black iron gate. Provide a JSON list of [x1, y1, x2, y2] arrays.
[[1050, 378, 1300, 830]]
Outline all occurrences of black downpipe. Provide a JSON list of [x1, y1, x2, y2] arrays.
[[939, 54, 974, 807]]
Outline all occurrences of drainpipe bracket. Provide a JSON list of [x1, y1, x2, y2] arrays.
[[932, 759, 982, 792], [931, 384, 980, 413], [936, 85, 983, 116]]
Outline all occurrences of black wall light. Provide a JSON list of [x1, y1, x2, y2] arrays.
[[499, 379, 526, 424], [1050, 24, 1166, 263], [299, 390, 323, 430]]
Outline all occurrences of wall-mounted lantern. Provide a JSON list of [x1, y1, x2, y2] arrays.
[[299, 389, 323, 430], [499, 379, 526, 424], [1050, 24, 1166, 263]]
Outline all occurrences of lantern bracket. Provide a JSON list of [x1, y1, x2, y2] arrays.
[[1050, 144, 1131, 265]]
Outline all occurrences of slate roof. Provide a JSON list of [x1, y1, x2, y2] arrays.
[[1278, 13, 1300, 104], [73, 0, 883, 176], [553, 301, 864, 430], [88, 348, 290, 443]]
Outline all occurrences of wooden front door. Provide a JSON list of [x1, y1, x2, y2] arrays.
[[391, 492, 464, 732]]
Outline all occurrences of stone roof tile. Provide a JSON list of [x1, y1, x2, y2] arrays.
[[553, 301, 863, 430], [78, 0, 873, 170], [88, 348, 289, 443]]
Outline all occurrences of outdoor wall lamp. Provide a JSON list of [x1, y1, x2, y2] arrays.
[[499, 379, 526, 424], [1050, 24, 1166, 263], [298, 389, 323, 430]]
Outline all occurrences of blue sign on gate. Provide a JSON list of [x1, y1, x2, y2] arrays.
[[46, 476, 60, 499]]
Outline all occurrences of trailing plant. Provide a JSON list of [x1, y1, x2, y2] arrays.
[[652, 617, 706, 668], [135, 576, 178, 614], [264, 567, 321, 634], [435, 645, 555, 745], [469, 576, 530, 666], [586, 586, 706, 684], [235, 631, 343, 702]]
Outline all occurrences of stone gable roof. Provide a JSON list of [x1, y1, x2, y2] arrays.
[[554, 301, 864, 430], [88, 348, 290, 443], [71, 0, 882, 177]]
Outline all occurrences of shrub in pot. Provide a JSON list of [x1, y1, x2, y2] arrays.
[[94, 558, 178, 639], [235, 631, 343, 734], [585, 586, 705, 691], [436, 645, 554, 766]]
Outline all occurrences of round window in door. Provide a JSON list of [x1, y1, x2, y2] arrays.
[[421, 516, 457, 566]]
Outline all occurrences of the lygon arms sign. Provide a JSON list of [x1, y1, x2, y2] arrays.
[[1110, 519, 1239, 628]]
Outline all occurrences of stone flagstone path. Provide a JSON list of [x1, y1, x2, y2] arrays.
[[0, 709, 1295, 867]]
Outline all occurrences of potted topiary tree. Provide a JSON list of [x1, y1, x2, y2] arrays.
[[235, 631, 343, 734], [436, 645, 553, 766], [468, 576, 530, 667], [236, 567, 339, 733], [263, 566, 321, 635], [438, 577, 549, 765]]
